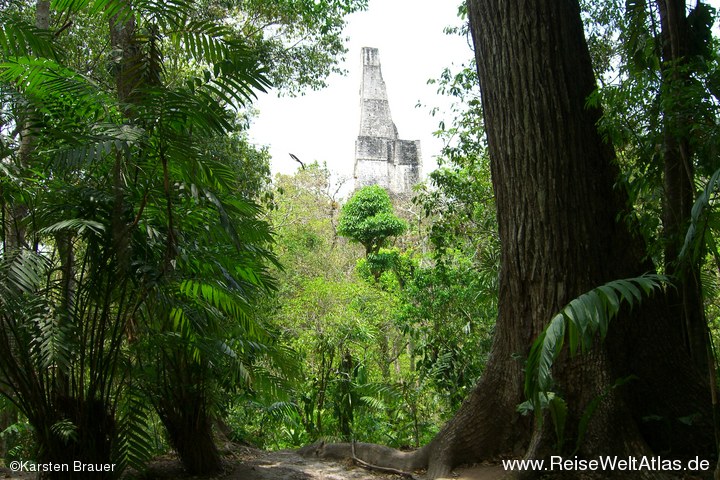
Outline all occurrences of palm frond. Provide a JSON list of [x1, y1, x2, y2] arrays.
[[0, 12, 57, 59], [679, 167, 720, 264], [56, 0, 134, 25], [113, 386, 156, 473], [39, 219, 105, 236], [184, 49, 270, 107], [0, 57, 110, 119], [177, 279, 258, 334], [522, 274, 666, 418], [0, 250, 48, 297], [51, 0, 90, 13], [50, 123, 145, 169], [30, 306, 74, 371], [168, 19, 234, 65], [137, 0, 195, 25]]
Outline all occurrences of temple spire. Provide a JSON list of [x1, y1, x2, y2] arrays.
[[354, 47, 421, 196], [358, 47, 397, 139]]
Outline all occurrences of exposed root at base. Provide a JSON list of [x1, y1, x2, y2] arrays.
[[350, 441, 421, 480]]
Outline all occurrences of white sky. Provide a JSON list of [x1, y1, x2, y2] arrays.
[[248, 1, 471, 188], [249, 1, 720, 191]]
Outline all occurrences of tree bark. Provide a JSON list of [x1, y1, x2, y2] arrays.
[[108, 0, 138, 272], [157, 393, 223, 475], [432, 0, 713, 474]]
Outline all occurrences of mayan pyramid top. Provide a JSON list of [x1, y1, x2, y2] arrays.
[[358, 47, 398, 140], [354, 47, 421, 196]]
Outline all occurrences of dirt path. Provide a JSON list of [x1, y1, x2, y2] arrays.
[[0, 447, 507, 480], [222, 448, 506, 480]]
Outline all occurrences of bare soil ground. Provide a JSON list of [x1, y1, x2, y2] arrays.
[[130, 447, 507, 480], [0, 446, 507, 480]]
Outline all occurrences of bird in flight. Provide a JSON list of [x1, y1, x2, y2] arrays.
[[289, 153, 305, 170]]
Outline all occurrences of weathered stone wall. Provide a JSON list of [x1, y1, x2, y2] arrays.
[[390, 140, 421, 194], [354, 47, 420, 195]]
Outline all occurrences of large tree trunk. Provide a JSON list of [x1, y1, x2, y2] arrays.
[[157, 394, 223, 475], [306, 0, 714, 477], [422, 1, 657, 475]]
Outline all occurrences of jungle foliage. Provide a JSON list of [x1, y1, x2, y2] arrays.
[[227, 164, 496, 450], [0, 0, 368, 476], [3, 0, 720, 477]]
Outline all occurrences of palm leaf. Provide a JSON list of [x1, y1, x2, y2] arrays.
[[679, 167, 720, 264], [50, 123, 145, 168], [0, 250, 48, 297], [177, 280, 257, 333], [0, 12, 57, 59], [0, 57, 110, 118], [113, 386, 156, 473], [29, 305, 74, 372], [39, 219, 105, 236], [523, 274, 666, 418]]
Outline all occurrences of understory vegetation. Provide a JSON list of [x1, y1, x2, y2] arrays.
[[227, 163, 498, 450], [2, 0, 720, 478]]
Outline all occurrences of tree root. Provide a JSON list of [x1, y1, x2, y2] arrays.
[[350, 441, 420, 480], [298, 441, 429, 477]]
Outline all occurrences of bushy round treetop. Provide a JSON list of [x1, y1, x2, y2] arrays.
[[337, 185, 407, 256]]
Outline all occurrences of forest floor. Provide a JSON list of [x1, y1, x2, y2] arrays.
[[1, 446, 712, 479], [0, 445, 506, 480], [128, 446, 507, 480]]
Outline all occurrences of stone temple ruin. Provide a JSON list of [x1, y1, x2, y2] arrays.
[[354, 47, 421, 196]]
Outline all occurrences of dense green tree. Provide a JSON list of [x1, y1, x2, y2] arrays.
[[193, 0, 368, 95], [396, 257, 495, 411], [338, 185, 407, 257]]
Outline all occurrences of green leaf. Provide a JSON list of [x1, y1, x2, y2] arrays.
[[548, 393, 568, 451]]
